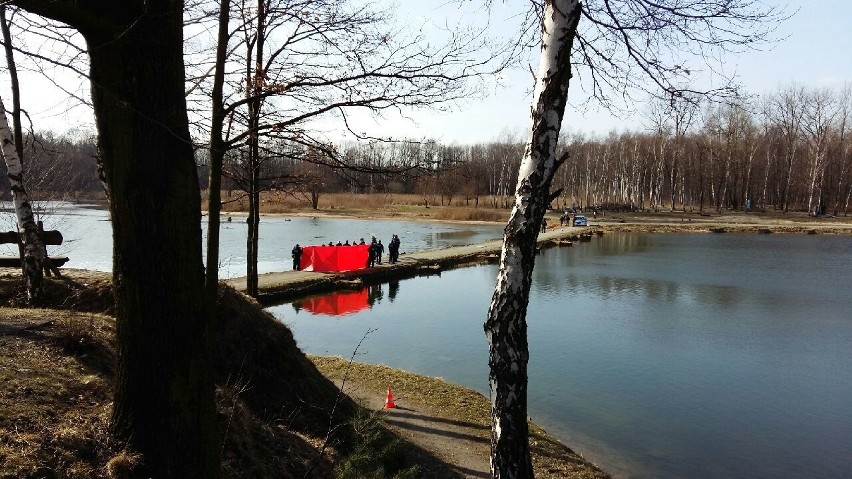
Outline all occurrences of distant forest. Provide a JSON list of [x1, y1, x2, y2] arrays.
[[5, 84, 851, 216]]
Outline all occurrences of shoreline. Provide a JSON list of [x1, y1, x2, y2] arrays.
[[227, 214, 851, 305], [226, 226, 598, 305], [230, 206, 852, 230]]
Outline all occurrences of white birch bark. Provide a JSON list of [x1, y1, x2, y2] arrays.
[[484, 1, 580, 477], [0, 95, 45, 299]]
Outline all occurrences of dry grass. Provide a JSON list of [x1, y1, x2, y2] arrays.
[[0, 274, 447, 479], [0, 311, 115, 479], [430, 206, 509, 222], [203, 191, 515, 224]]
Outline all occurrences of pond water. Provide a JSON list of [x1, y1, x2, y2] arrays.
[[268, 233, 852, 479], [0, 202, 504, 277]]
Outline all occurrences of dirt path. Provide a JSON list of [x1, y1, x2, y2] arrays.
[[338, 379, 491, 478]]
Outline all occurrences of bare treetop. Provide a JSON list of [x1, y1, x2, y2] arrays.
[[481, 0, 790, 108], [184, 0, 515, 145]]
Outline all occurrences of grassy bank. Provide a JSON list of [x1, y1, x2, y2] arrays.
[[1, 271, 609, 478], [1, 272, 414, 478]]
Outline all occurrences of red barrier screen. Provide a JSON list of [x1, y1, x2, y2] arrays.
[[300, 245, 369, 272], [302, 289, 369, 316]]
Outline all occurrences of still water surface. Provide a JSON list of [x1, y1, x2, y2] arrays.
[[269, 233, 852, 479]]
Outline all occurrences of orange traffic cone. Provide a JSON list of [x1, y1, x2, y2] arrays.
[[384, 386, 397, 409]]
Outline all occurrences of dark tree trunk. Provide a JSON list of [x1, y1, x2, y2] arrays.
[[75, 4, 218, 477], [311, 187, 320, 209], [206, 0, 231, 302], [244, 0, 265, 298], [246, 170, 260, 296]]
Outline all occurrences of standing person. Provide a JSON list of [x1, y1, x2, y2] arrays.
[[367, 240, 376, 268], [376, 240, 385, 264], [389, 234, 401, 264], [291, 243, 303, 271]]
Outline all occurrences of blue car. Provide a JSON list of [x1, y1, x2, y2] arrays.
[[573, 215, 587, 226]]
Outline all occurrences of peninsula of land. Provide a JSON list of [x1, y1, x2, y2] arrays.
[[226, 208, 852, 304]]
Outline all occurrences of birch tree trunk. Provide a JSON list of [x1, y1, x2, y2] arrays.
[[1, 8, 24, 164], [0, 96, 45, 300], [1, 9, 42, 289], [484, 2, 580, 477]]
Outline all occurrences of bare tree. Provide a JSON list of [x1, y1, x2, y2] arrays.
[[1, 8, 46, 300], [0, 96, 45, 299], [484, 4, 580, 477], [665, 95, 699, 211], [11, 2, 219, 477], [292, 146, 339, 209], [204, 0, 231, 305], [767, 85, 806, 212], [190, 0, 510, 297], [1, 6, 24, 163], [835, 84, 852, 215], [801, 87, 839, 215], [483, 0, 786, 477]]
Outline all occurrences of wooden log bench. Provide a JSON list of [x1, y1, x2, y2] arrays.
[[0, 224, 69, 276]]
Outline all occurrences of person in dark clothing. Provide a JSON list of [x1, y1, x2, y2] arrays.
[[291, 243, 303, 270], [388, 234, 401, 263], [376, 240, 385, 264], [367, 242, 376, 268]]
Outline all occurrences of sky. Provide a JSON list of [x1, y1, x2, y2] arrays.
[[2, 0, 851, 144]]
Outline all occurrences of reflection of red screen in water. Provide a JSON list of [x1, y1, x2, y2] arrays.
[[300, 245, 369, 272], [302, 289, 369, 316]]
